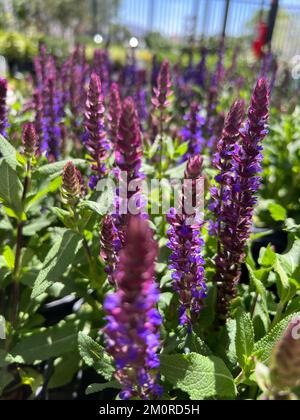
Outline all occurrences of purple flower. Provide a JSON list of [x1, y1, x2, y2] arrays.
[[61, 161, 83, 205], [209, 99, 245, 218], [103, 216, 162, 400], [120, 51, 137, 96], [179, 102, 205, 160], [93, 49, 110, 95], [115, 96, 143, 200], [100, 215, 121, 286], [0, 77, 8, 137], [167, 156, 207, 331], [22, 123, 37, 157], [152, 59, 172, 112], [43, 73, 62, 162], [32, 88, 44, 155], [213, 79, 269, 322], [135, 70, 148, 123], [108, 82, 122, 146], [196, 47, 208, 88], [84, 72, 110, 189]]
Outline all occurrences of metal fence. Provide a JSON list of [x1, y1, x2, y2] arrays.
[[116, 0, 300, 60]]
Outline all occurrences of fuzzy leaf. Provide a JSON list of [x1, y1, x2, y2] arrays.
[[85, 381, 121, 395], [254, 312, 300, 365], [78, 332, 114, 381], [31, 229, 82, 298], [236, 309, 255, 369], [10, 320, 80, 364], [0, 160, 23, 219], [160, 353, 236, 400], [0, 134, 20, 170]]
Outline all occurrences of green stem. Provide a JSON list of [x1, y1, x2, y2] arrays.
[[10, 160, 31, 327]]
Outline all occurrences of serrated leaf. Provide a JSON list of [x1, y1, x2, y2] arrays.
[[85, 381, 121, 395], [235, 309, 255, 369], [0, 160, 23, 219], [78, 332, 114, 381], [254, 312, 300, 365], [31, 230, 82, 298], [160, 353, 236, 400], [0, 134, 20, 170], [10, 320, 80, 364], [180, 332, 213, 356]]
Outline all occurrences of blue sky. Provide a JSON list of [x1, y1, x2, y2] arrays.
[[118, 0, 300, 38]]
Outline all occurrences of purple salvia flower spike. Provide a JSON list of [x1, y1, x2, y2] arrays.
[[103, 216, 162, 400], [84, 72, 109, 189], [167, 156, 207, 331], [215, 79, 269, 322], [108, 82, 122, 146], [152, 59, 172, 111], [0, 77, 8, 137], [180, 101, 205, 160]]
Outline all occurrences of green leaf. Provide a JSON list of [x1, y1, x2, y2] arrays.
[[78, 332, 114, 381], [273, 255, 291, 302], [148, 136, 160, 159], [180, 332, 213, 356], [254, 312, 300, 365], [258, 245, 276, 267], [160, 353, 236, 400], [268, 203, 287, 222], [31, 230, 82, 298], [10, 320, 81, 364], [85, 381, 121, 395], [23, 216, 52, 236], [25, 177, 62, 211], [34, 159, 86, 178], [235, 309, 255, 369], [78, 197, 113, 216], [48, 352, 80, 389], [247, 264, 269, 323], [278, 239, 300, 276], [3, 245, 15, 270], [0, 134, 20, 170], [165, 136, 175, 159], [0, 160, 23, 219]]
